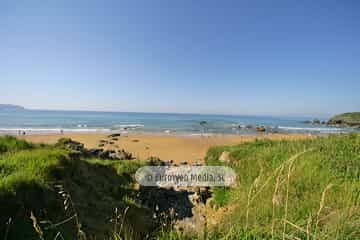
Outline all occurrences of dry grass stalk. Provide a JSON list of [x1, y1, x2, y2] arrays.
[[272, 165, 285, 240], [250, 149, 313, 205], [30, 211, 45, 240], [306, 214, 312, 240], [245, 173, 261, 231], [119, 206, 130, 237], [284, 219, 316, 238], [282, 149, 312, 240], [314, 183, 333, 239], [3, 218, 12, 240]]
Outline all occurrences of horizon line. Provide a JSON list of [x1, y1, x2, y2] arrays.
[[0, 103, 333, 119]]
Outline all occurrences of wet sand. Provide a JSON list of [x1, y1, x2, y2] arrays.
[[21, 133, 312, 163]]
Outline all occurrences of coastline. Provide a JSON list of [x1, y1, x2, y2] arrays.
[[19, 132, 313, 163]]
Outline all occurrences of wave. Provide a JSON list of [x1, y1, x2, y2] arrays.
[[277, 126, 346, 132], [0, 128, 113, 133], [112, 124, 144, 130], [0, 123, 145, 134]]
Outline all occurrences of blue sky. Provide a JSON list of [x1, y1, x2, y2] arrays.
[[1, 0, 359, 117]]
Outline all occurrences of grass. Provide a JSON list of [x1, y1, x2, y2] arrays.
[[329, 112, 360, 126], [0, 136, 155, 240], [0, 144, 76, 239], [204, 134, 360, 239], [0, 134, 359, 239], [0, 135, 34, 154]]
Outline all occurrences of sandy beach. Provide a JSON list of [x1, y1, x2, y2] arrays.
[[21, 133, 312, 163]]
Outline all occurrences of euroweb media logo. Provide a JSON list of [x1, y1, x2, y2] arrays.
[[135, 166, 236, 187]]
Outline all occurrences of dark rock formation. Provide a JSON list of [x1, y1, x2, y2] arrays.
[[312, 119, 321, 124], [256, 126, 266, 132], [107, 133, 121, 138], [327, 112, 360, 127], [56, 138, 132, 160]]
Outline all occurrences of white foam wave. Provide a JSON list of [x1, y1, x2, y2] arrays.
[[0, 128, 113, 134], [113, 124, 144, 129], [278, 126, 345, 132]]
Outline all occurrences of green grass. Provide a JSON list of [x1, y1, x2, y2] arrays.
[[0, 135, 34, 154], [0, 136, 155, 240], [0, 144, 75, 239], [329, 112, 360, 126], [1, 134, 359, 239], [205, 134, 360, 239]]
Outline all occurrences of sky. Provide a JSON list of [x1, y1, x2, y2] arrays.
[[0, 0, 359, 117]]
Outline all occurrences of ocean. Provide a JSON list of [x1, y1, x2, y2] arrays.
[[0, 109, 357, 135]]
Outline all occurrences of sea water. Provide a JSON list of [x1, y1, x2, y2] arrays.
[[0, 109, 357, 135]]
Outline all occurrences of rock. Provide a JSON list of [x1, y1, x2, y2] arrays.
[[180, 161, 188, 165], [312, 119, 321, 124], [147, 156, 164, 166], [55, 138, 86, 153], [198, 187, 211, 204], [88, 148, 103, 156], [106, 149, 133, 160], [189, 193, 201, 205], [219, 151, 231, 162], [327, 119, 343, 125], [327, 112, 360, 128], [256, 126, 266, 132], [98, 150, 111, 159], [165, 160, 174, 166], [107, 133, 121, 138], [98, 143, 105, 147], [55, 138, 133, 160], [111, 138, 119, 141]]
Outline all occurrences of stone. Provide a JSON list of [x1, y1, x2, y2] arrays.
[[312, 119, 321, 124], [256, 126, 266, 132], [107, 133, 121, 138], [219, 151, 231, 162]]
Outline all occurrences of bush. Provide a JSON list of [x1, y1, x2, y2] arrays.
[[0, 135, 34, 154]]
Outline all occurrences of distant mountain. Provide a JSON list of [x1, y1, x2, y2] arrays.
[[0, 104, 26, 111]]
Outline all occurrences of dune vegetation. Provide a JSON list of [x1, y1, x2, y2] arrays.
[[0, 134, 359, 239], [0, 136, 154, 240], [203, 133, 360, 239]]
